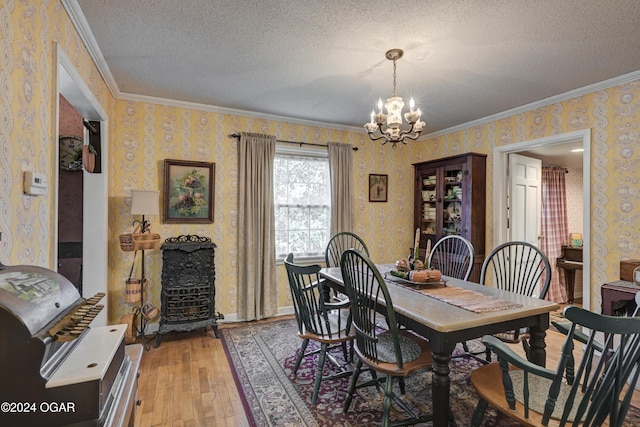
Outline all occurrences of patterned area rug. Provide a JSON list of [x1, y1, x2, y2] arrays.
[[219, 319, 519, 426]]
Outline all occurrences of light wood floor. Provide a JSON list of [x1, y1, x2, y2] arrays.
[[134, 324, 252, 427], [133, 313, 638, 427]]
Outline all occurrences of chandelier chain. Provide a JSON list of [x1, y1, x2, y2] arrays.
[[392, 59, 398, 97]]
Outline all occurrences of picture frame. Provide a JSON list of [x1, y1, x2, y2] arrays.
[[163, 159, 215, 223], [369, 174, 388, 202]]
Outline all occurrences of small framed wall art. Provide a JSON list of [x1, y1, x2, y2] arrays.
[[163, 159, 215, 223], [369, 174, 388, 202]]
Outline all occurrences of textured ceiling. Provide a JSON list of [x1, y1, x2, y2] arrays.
[[72, 0, 640, 135]]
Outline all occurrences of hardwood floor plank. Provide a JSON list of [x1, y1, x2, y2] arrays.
[[134, 327, 251, 427]]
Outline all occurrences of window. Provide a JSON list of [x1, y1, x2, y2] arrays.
[[274, 145, 331, 261]]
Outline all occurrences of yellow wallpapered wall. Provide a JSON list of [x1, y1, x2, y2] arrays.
[[0, 0, 113, 267], [109, 100, 422, 322], [2, 0, 639, 324]]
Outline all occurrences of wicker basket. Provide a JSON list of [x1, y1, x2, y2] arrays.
[[124, 278, 142, 303], [132, 233, 161, 250], [119, 232, 161, 251], [119, 312, 137, 344], [119, 234, 135, 251]]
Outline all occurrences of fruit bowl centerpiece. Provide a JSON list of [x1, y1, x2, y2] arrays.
[[389, 258, 443, 285]]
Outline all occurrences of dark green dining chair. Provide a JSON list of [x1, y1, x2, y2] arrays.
[[470, 303, 640, 426], [323, 231, 369, 359], [325, 231, 370, 268], [284, 253, 355, 404], [340, 248, 434, 427], [461, 241, 552, 363], [428, 235, 475, 281]]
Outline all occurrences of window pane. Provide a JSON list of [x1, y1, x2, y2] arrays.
[[309, 229, 327, 255], [289, 206, 309, 230], [289, 229, 309, 253], [274, 152, 331, 258], [275, 229, 289, 256], [274, 206, 288, 230], [309, 206, 329, 229]]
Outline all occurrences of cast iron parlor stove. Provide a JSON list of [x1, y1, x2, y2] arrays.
[[156, 235, 222, 346]]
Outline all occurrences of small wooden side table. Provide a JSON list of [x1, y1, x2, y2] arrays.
[[601, 280, 639, 316]]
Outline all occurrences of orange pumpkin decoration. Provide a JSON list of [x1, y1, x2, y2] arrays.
[[82, 144, 96, 173]]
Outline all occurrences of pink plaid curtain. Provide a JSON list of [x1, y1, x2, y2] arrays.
[[540, 167, 569, 303]]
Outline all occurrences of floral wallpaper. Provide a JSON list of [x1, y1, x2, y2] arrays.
[[565, 167, 584, 241], [2, 0, 639, 324], [0, 0, 113, 268], [109, 100, 420, 320]]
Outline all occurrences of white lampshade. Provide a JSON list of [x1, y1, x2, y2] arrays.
[[130, 190, 160, 216]]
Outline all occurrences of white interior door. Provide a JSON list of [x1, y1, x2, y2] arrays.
[[509, 153, 542, 247]]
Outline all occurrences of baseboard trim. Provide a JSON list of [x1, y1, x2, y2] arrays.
[[141, 306, 296, 331]]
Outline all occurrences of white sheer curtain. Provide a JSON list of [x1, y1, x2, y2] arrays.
[[237, 132, 278, 320], [327, 142, 354, 234]]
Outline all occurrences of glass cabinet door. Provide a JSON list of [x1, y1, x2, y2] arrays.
[[442, 166, 463, 237], [420, 171, 438, 239]]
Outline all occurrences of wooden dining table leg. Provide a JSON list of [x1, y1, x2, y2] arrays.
[[432, 351, 455, 427], [528, 326, 547, 367]]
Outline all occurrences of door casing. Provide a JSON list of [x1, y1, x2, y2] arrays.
[[55, 45, 109, 326], [493, 129, 591, 310]]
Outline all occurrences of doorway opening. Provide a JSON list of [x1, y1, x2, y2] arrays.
[[493, 129, 591, 310], [56, 45, 109, 325], [57, 96, 85, 293]]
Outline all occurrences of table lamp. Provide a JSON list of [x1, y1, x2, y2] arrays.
[[130, 190, 160, 232]]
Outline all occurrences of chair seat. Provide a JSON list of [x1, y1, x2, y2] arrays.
[[471, 363, 590, 427], [300, 310, 354, 343], [355, 329, 433, 377], [493, 328, 529, 343]]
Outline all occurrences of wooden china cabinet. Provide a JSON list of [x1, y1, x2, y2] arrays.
[[413, 152, 487, 282]]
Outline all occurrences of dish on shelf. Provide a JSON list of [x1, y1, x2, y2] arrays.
[[456, 170, 463, 182], [447, 201, 461, 216], [422, 190, 435, 201], [423, 207, 436, 220]]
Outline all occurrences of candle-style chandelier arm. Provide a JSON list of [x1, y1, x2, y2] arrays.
[[365, 119, 426, 146], [365, 130, 396, 143]]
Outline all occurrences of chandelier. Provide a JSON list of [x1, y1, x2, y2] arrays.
[[364, 49, 426, 148]]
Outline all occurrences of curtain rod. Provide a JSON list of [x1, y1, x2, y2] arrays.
[[229, 133, 358, 151]]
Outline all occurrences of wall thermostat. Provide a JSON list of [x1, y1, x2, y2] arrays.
[[24, 171, 48, 196]]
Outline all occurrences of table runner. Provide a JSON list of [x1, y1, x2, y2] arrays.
[[416, 286, 523, 313], [378, 265, 522, 313]]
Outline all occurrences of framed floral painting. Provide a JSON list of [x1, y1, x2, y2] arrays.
[[163, 159, 215, 223]]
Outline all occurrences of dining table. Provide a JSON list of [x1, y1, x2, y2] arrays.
[[319, 263, 560, 427]]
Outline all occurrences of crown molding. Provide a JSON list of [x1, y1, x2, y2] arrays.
[[119, 92, 363, 132], [61, 0, 121, 99], [425, 69, 640, 139]]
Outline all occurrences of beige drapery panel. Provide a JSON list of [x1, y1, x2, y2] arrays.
[[237, 132, 278, 320], [328, 142, 354, 234]]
